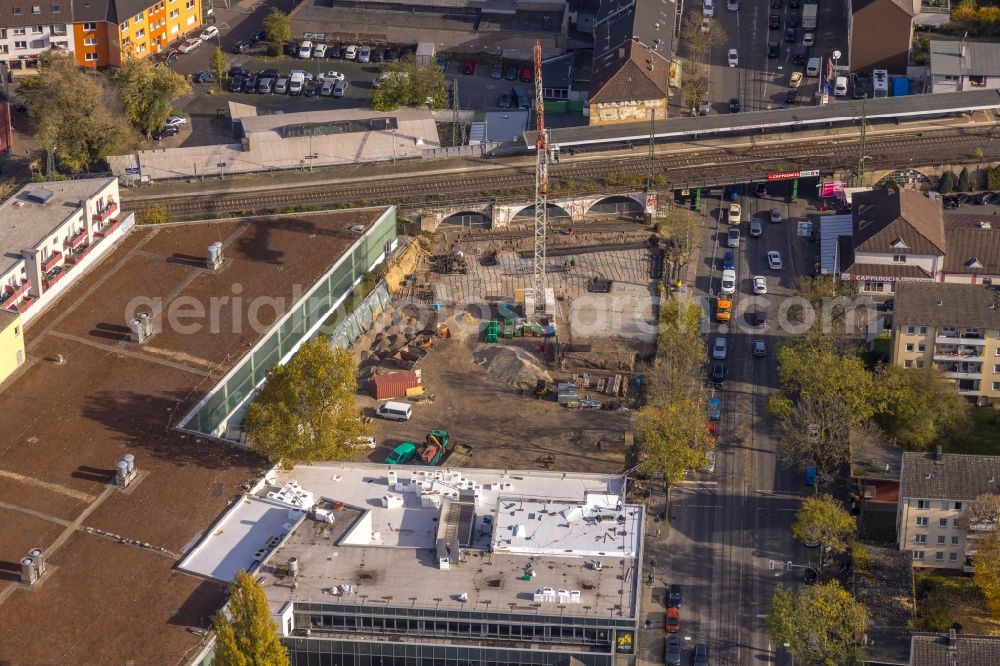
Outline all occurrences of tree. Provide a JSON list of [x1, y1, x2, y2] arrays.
[[680, 75, 710, 115], [211, 48, 229, 91], [973, 529, 1000, 619], [775, 398, 853, 479], [877, 365, 972, 450], [987, 165, 1000, 191], [958, 166, 971, 192], [262, 9, 291, 52], [646, 296, 706, 404], [939, 170, 955, 194], [966, 492, 1000, 529], [636, 397, 714, 487], [21, 51, 133, 173], [792, 495, 856, 555], [657, 210, 702, 281], [766, 582, 869, 666], [213, 570, 291, 666], [681, 14, 727, 65], [113, 55, 191, 136], [244, 338, 372, 465], [371, 58, 448, 111]]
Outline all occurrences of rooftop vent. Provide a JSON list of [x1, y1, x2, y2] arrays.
[[989, 475, 995, 483], [966, 257, 983, 269], [937, 300, 944, 306], [980, 220, 992, 229], [25, 188, 54, 205]]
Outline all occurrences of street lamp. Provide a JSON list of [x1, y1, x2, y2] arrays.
[[832, 49, 841, 77]]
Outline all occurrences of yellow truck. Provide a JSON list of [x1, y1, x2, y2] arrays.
[[716, 296, 732, 322]]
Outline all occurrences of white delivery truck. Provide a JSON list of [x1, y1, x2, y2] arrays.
[[802, 4, 817, 29]]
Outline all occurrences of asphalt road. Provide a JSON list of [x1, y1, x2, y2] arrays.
[[642, 182, 821, 666]]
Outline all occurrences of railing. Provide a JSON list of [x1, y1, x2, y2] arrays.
[[94, 201, 117, 223], [65, 229, 88, 249], [41, 251, 63, 272], [936, 335, 986, 345], [919, 0, 950, 13], [93, 218, 120, 238], [65, 243, 92, 265]]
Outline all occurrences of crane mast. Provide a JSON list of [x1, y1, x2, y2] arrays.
[[532, 40, 548, 308]]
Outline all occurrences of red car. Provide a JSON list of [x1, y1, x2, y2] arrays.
[[708, 422, 719, 441], [666, 607, 680, 633], [519, 66, 533, 82], [462, 58, 476, 75]]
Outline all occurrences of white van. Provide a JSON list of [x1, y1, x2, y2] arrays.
[[805, 57, 821, 77], [288, 72, 305, 95], [376, 401, 412, 421], [833, 76, 848, 96]]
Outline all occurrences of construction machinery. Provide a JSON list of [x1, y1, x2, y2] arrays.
[[419, 429, 450, 465], [516, 379, 550, 398], [531, 39, 549, 311]]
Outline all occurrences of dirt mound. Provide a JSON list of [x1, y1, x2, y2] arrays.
[[473, 345, 551, 386]]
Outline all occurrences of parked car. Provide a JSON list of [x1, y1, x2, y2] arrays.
[[312, 43, 328, 58], [729, 97, 741, 113], [520, 66, 533, 82], [707, 398, 721, 421], [752, 339, 767, 357], [327, 43, 342, 59], [491, 61, 503, 79], [151, 126, 180, 140], [386, 442, 417, 465], [332, 80, 349, 97], [229, 75, 245, 92], [303, 79, 321, 96], [665, 607, 680, 633], [769, 208, 783, 223], [243, 72, 260, 93], [344, 44, 358, 60], [694, 644, 709, 666], [756, 183, 768, 197], [178, 37, 203, 53], [232, 39, 251, 54], [318, 71, 345, 82], [728, 203, 741, 224], [371, 47, 384, 63], [769, 13, 780, 29], [164, 115, 187, 127], [665, 637, 682, 666], [767, 250, 783, 270], [297, 40, 313, 58], [463, 58, 476, 75], [712, 337, 728, 360], [790, 71, 803, 88], [753, 275, 767, 294], [228, 65, 249, 78], [712, 362, 727, 387], [701, 450, 717, 473], [288, 72, 305, 95], [703, 0, 715, 15], [723, 251, 735, 271], [319, 80, 335, 96], [767, 41, 779, 58], [785, 27, 796, 43], [721, 269, 736, 294], [274, 76, 288, 94], [750, 218, 763, 237], [436, 53, 447, 72], [358, 45, 371, 62], [257, 77, 273, 94], [385, 45, 401, 61], [193, 70, 215, 83], [199, 26, 219, 41], [727, 48, 739, 67], [727, 227, 741, 248], [499, 91, 512, 109], [505, 64, 518, 80]]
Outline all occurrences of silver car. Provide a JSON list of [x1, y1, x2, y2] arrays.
[[358, 45, 371, 62]]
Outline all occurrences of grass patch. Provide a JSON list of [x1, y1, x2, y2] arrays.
[[913, 571, 999, 634], [951, 408, 1000, 456], [858, 510, 897, 546]]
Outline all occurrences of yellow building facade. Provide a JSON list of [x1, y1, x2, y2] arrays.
[[0, 310, 26, 386]]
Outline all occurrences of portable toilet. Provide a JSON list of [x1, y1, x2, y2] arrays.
[[891, 77, 910, 97]]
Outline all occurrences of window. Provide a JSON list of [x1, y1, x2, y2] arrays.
[[85, 52, 98, 61], [905, 360, 913, 368], [185, 0, 194, 7], [120, 20, 129, 29], [14, 40, 27, 49], [935, 552, 944, 561], [31, 25, 42, 33], [918, 344, 925, 352], [863, 281, 886, 293], [917, 500, 930, 509], [970, 75, 988, 87], [52, 3, 60, 10], [953, 519, 961, 527], [31, 4, 40, 12], [916, 517, 929, 526], [136, 28, 144, 37], [170, 8, 178, 17], [993, 382, 1000, 391], [134, 12, 143, 21], [83, 37, 96, 45], [186, 14, 194, 24], [907, 326, 916, 335], [913, 550, 925, 560], [950, 552, 959, 561], [955, 502, 963, 510], [893, 254, 907, 263], [12, 27, 26, 35], [937, 535, 946, 545], [952, 536, 960, 545], [13, 7, 23, 14], [83, 21, 96, 29], [939, 518, 948, 528], [915, 534, 927, 544], [916, 360, 924, 368], [170, 24, 179, 33], [906, 344, 914, 352], [13, 327, 19, 336]]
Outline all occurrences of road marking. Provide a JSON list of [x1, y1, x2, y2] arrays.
[[0, 469, 96, 502], [0, 499, 73, 526]]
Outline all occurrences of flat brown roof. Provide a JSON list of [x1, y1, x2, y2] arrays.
[[0, 208, 387, 665]]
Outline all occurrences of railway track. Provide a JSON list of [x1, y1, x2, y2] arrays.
[[124, 125, 1000, 221]]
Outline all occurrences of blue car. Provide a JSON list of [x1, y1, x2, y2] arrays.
[[805, 466, 818, 486], [708, 397, 722, 421], [724, 251, 736, 270]]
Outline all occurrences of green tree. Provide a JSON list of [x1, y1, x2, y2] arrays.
[[939, 170, 955, 194], [657, 210, 702, 281], [262, 9, 291, 52], [680, 74, 710, 115], [371, 58, 448, 111], [792, 494, 856, 555], [958, 166, 971, 192], [244, 338, 372, 465], [211, 48, 229, 91], [22, 51, 133, 173], [877, 365, 972, 450], [774, 398, 854, 478], [636, 397, 714, 487], [766, 582, 869, 666], [213, 570, 291, 666], [646, 296, 706, 404], [987, 165, 1000, 191], [681, 14, 727, 65], [113, 55, 191, 136], [973, 529, 1000, 619]]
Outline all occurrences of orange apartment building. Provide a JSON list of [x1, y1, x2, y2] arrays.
[[70, 0, 202, 68]]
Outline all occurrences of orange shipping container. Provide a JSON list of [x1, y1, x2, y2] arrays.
[[374, 370, 422, 400]]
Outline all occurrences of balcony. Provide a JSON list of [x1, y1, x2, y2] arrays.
[[65, 229, 88, 250], [936, 334, 986, 345], [6, 294, 34, 313], [41, 251, 63, 272], [64, 243, 93, 266], [93, 217, 120, 238], [93, 201, 117, 224], [44, 266, 66, 288], [933, 344, 983, 360], [920, 0, 950, 12]]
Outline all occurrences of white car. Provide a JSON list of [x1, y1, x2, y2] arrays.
[[332, 80, 349, 97], [704, 0, 715, 16], [753, 275, 767, 294], [721, 269, 737, 294], [767, 251, 783, 270], [288, 69, 314, 81], [802, 32, 815, 46], [712, 337, 728, 360], [701, 450, 717, 473], [727, 227, 741, 248], [312, 43, 327, 58], [701, 17, 711, 32], [358, 45, 371, 62], [344, 44, 358, 60], [177, 37, 202, 53], [298, 40, 313, 58], [728, 49, 739, 67], [318, 71, 345, 82], [199, 26, 219, 41], [164, 115, 187, 127], [770, 208, 783, 224]]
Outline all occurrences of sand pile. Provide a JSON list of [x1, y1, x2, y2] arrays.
[[474, 345, 551, 386]]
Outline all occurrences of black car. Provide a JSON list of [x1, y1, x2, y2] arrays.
[[767, 41, 779, 58], [371, 47, 384, 63], [303, 79, 321, 96], [756, 184, 768, 196], [499, 91, 512, 109], [229, 75, 245, 92], [385, 45, 400, 61], [244, 72, 260, 92], [228, 65, 249, 78], [853, 74, 869, 99], [975, 191, 994, 205], [327, 43, 342, 59], [283, 42, 297, 56], [491, 61, 503, 79], [789, 11, 800, 26], [694, 644, 709, 666], [260, 68, 279, 79], [785, 27, 796, 43], [505, 64, 518, 80], [769, 14, 780, 29], [232, 39, 251, 54], [785, 89, 797, 104], [151, 126, 180, 140], [771, 0, 781, 6], [193, 70, 216, 83], [712, 362, 727, 387], [750, 310, 768, 327], [665, 638, 682, 666], [667, 584, 682, 608], [729, 97, 740, 113], [943, 196, 959, 209], [251, 30, 266, 43]]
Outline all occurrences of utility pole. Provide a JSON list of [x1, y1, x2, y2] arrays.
[[645, 107, 656, 193], [451, 79, 464, 146], [856, 94, 867, 185], [532, 39, 548, 307]]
